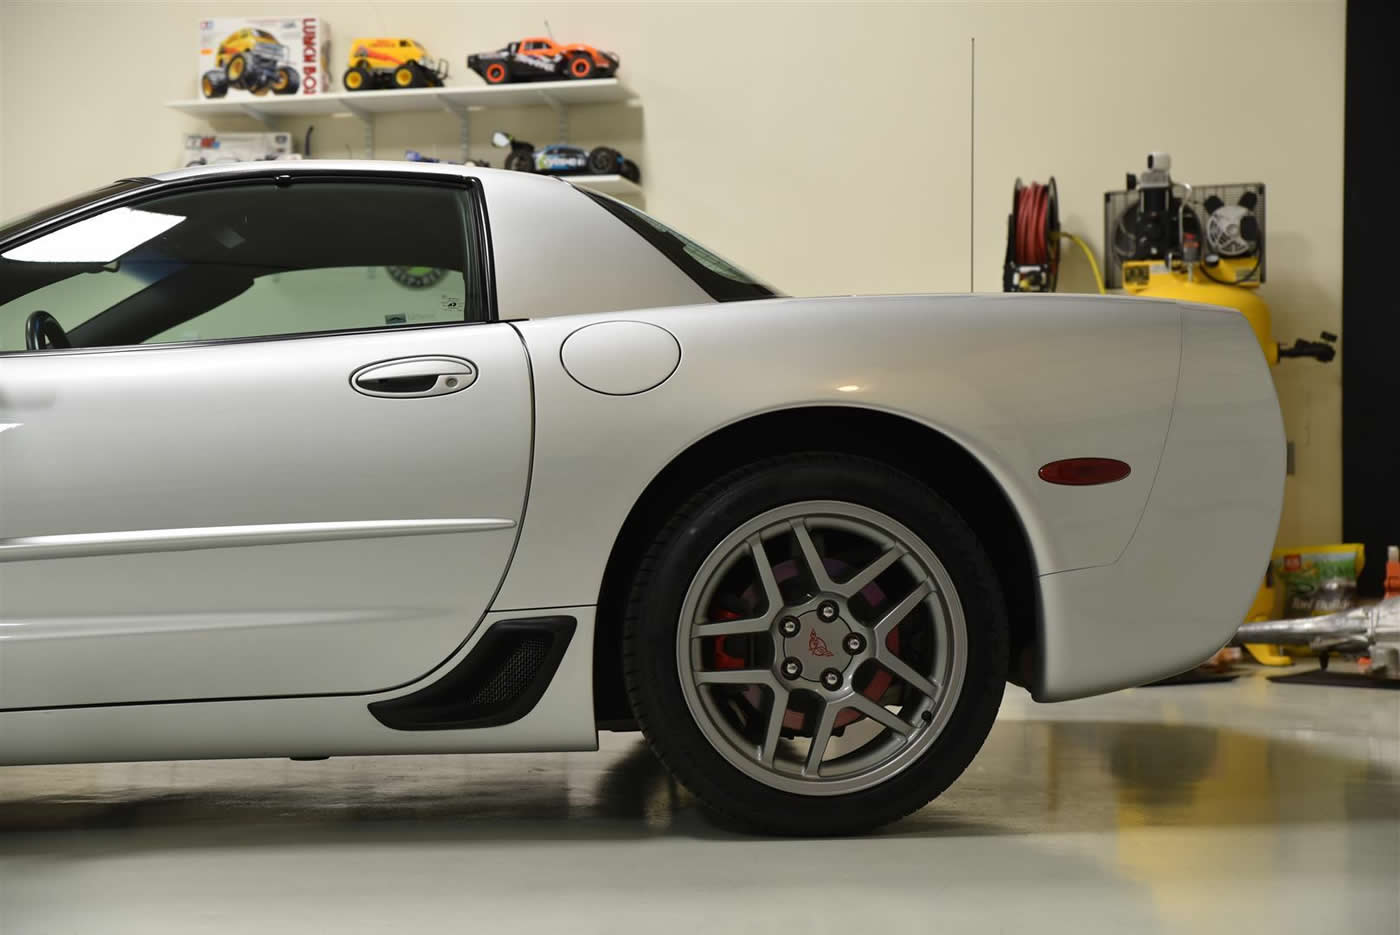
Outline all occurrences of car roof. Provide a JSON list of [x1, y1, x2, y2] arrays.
[[148, 159, 564, 189]]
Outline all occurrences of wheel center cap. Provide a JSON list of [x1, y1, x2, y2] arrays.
[[785, 609, 852, 680]]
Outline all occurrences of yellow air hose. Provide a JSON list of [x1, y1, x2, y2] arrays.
[[1056, 231, 1107, 295]]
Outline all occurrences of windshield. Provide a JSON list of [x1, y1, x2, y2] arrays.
[[0, 179, 152, 245], [579, 189, 778, 302]]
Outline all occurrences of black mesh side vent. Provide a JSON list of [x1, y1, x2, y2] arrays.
[[462, 634, 551, 710], [369, 617, 577, 731]]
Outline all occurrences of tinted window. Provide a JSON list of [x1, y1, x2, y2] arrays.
[[0, 179, 485, 352], [579, 189, 778, 302]]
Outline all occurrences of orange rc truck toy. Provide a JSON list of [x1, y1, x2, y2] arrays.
[[467, 37, 619, 84], [343, 38, 449, 91]]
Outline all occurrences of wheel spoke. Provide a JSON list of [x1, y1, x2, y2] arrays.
[[696, 668, 775, 687], [693, 615, 771, 639], [873, 580, 933, 640], [803, 701, 839, 776], [790, 519, 837, 594], [875, 649, 941, 702], [758, 684, 790, 767], [837, 546, 906, 597], [747, 535, 784, 617], [846, 694, 914, 737]]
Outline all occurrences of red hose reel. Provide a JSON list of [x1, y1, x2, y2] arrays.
[[1003, 177, 1061, 292]]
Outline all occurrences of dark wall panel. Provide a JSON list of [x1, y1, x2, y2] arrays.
[[1342, 0, 1400, 595]]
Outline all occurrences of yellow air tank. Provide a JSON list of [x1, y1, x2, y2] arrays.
[[1121, 257, 1279, 363]]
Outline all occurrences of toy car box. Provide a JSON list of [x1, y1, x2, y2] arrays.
[[197, 16, 330, 98], [180, 132, 297, 168]]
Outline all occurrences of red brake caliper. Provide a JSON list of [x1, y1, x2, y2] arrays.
[[706, 560, 901, 734], [711, 610, 747, 670]]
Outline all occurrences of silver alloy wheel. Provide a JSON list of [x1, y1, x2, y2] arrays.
[[676, 500, 968, 796]]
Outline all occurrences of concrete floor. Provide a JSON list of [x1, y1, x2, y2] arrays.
[[0, 668, 1396, 934]]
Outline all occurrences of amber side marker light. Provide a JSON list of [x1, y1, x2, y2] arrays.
[[1038, 457, 1132, 486]]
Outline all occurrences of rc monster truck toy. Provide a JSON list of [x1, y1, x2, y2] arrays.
[[343, 38, 449, 91], [201, 27, 300, 98]]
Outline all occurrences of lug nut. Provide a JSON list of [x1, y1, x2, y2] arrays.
[[781, 657, 803, 680], [779, 616, 801, 638], [842, 632, 866, 655], [820, 668, 843, 690], [818, 601, 839, 622]]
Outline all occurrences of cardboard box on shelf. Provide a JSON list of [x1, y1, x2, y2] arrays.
[[197, 16, 329, 99], [179, 132, 297, 168]]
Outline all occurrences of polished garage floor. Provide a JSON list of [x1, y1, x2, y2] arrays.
[[1, 670, 1396, 934]]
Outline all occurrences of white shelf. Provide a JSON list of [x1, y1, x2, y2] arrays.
[[166, 78, 634, 119], [167, 79, 642, 197], [570, 175, 642, 198]]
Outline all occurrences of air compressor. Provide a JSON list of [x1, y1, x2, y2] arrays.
[[1104, 152, 1336, 364], [1004, 152, 1337, 366]]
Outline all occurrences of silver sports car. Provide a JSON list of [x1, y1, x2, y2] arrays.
[[0, 162, 1282, 834]]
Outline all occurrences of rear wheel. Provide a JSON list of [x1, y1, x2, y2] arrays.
[[483, 61, 509, 84], [587, 146, 618, 174], [623, 454, 1007, 835], [567, 54, 595, 79]]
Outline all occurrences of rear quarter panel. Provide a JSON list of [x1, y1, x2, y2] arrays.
[[1036, 304, 1285, 699], [495, 293, 1183, 611]]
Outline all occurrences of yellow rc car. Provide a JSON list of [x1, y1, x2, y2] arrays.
[[201, 27, 300, 98], [343, 38, 449, 91]]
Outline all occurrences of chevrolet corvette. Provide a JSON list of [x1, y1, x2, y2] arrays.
[[0, 162, 1283, 834]]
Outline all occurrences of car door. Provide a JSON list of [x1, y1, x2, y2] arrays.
[[0, 171, 531, 709]]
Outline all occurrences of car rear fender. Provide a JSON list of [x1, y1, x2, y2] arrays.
[[494, 294, 1185, 611], [1034, 303, 1285, 699]]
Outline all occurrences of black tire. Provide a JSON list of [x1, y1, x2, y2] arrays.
[[619, 159, 641, 184], [586, 147, 618, 175], [201, 70, 228, 99], [271, 66, 300, 95], [482, 61, 510, 85], [503, 148, 535, 173], [566, 54, 595, 79], [393, 63, 419, 89], [343, 64, 372, 92], [623, 453, 1008, 836]]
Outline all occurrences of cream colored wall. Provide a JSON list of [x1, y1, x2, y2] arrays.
[[0, 0, 1345, 547]]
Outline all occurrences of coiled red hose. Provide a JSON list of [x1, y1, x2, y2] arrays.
[[1014, 181, 1052, 267]]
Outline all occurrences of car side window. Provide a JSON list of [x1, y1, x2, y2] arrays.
[[0, 179, 486, 352]]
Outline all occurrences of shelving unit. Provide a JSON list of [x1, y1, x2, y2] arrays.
[[166, 79, 641, 197]]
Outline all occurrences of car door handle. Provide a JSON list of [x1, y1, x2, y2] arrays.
[[350, 356, 477, 398]]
